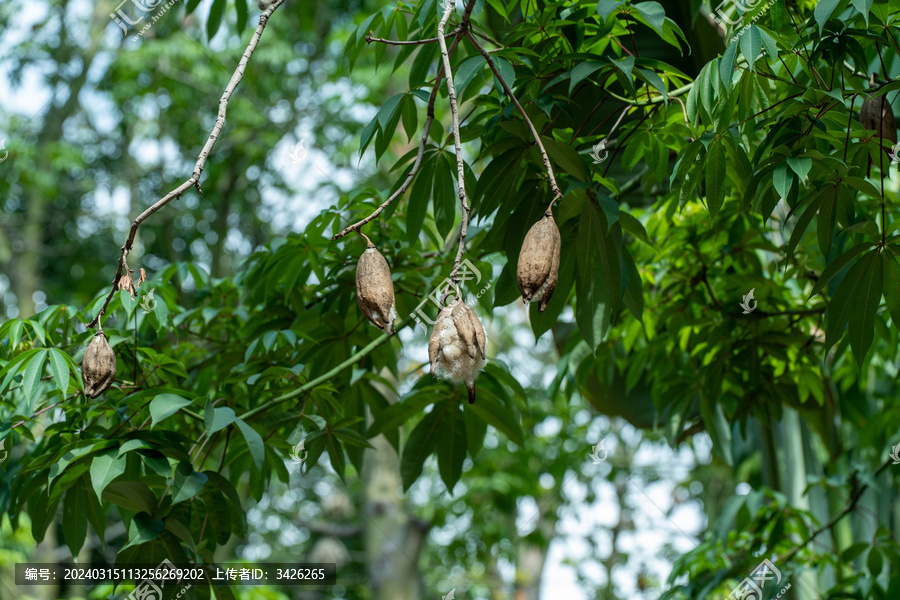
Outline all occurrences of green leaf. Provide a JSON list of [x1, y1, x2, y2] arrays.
[[467, 395, 524, 446], [609, 55, 634, 83], [206, 0, 226, 39], [814, 0, 841, 32], [569, 61, 604, 95], [543, 136, 590, 182], [824, 250, 877, 350], [407, 156, 434, 243], [453, 54, 487, 102], [704, 139, 727, 218], [400, 94, 418, 143], [102, 481, 157, 514], [618, 211, 655, 248], [810, 243, 873, 297], [120, 512, 165, 551], [401, 407, 443, 491], [882, 249, 900, 330], [235, 0, 248, 33], [701, 395, 734, 466], [368, 389, 443, 437], [22, 349, 48, 401], [595, 193, 619, 231], [847, 252, 883, 366], [851, 0, 872, 25], [204, 399, 236, 435], [171, 460, 208, 505], [359, 114, 378, 157], [377, 93, 404, 131], [235, 417, 265, 471], [48, 349, 70, 396], [493, 56, 516, 95], [773, 163, 792, 200], [739, 25, 762, 71], [436, 404, 467, 492], [90, 450, 126, 500], [787, 157, 812, 181], [62, 478, 89, 557], [622, 247, 644, 322], [149, 393, 193, 428], [633, 1, 666, 34], [433, 153, 457, 239], [596, 0, 625, 21], [818, 186, 839, 257]]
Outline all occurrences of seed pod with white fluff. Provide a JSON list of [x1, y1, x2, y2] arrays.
[[82, 332, 117, 398], [428, 297, 487, 404], [516, 213, 561, 312], [355, 241, 397, 335]]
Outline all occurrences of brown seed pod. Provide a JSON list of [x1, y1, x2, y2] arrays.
[[356, 243, 397, 335], [428, 297, 487, 404], [82, 332, 116, 398], [516, 213, 561, 312], [860, 95, 898, 147]]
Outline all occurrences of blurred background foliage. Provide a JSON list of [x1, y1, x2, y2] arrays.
[[1, 0, 900, 599]]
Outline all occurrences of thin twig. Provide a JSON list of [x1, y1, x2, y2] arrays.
[[465, 31, 562, 213], [365, 28, 459, 45], [86, 0, 286, 328]]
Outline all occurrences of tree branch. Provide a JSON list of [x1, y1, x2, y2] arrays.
[[85, 0, 286, 329], [439, 0, 472, 283], [776, 456, 894, 564], [464, 30, 562, 212], [332, 1, 478, 241]]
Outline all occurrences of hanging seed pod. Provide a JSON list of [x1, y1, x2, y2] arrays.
[[860, 95, 898, 146], [428, 297, 487, 404], [516, 213, 561, 312], [82, 332, 116, 398], [356, 242, 397, 335]]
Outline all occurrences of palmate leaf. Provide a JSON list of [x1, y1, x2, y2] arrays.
[[824, 250, 880, 354]]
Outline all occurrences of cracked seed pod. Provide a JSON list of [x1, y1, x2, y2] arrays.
[[428, 298, 487, 404], [356, 243, 397, 335], [517, 213, 561, 312], [82, 332, 116, 399], [860, 95, 897, 146]]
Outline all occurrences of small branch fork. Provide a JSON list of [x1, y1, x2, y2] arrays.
[[85, 0, 286, 329], [332, 1, 479, 241]]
